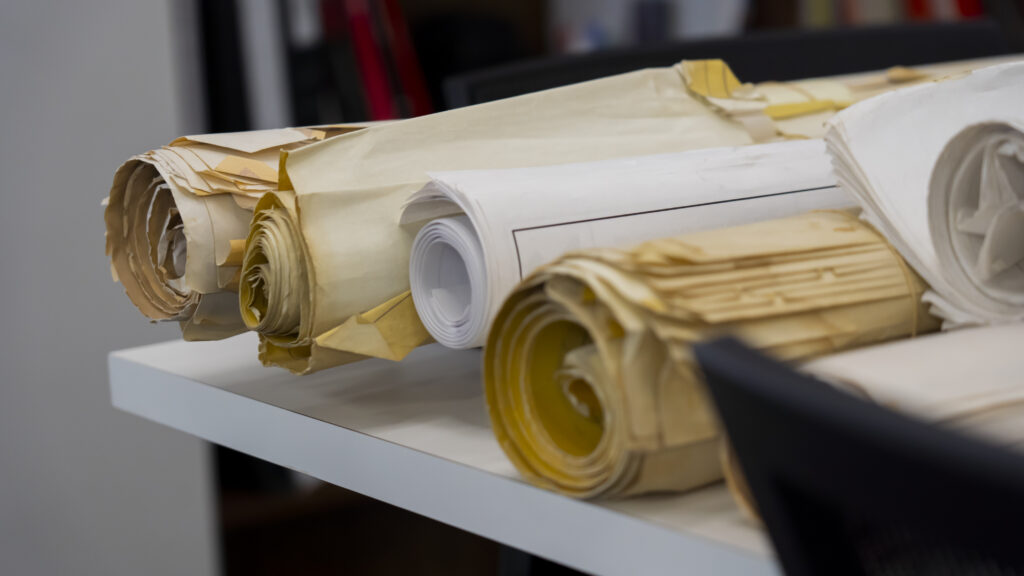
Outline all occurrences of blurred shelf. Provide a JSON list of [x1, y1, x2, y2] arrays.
[[109, 333, 777, 576]]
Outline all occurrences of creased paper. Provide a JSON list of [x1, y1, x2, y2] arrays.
[[105, 125, 366, 339], [242, 62, 757, 373], [678, 56, 1015, 142], [484, 210, 938, 498]]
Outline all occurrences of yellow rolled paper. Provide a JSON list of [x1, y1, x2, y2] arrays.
[[484, 210, 939, 498]]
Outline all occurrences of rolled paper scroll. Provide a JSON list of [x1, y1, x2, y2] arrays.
[[826, 61, 1024, 327], [484, 210, 939, 498], [404, 139, 852, 350], [242, 57, 955, 374], [105, 126, 363, 339], [241, 61, 757, 373]]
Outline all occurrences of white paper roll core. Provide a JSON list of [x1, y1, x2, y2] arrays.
[[410, 215, 490, 349], [930, 121, 1024, 308]]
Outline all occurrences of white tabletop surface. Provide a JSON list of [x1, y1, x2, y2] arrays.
[[109, 333, 777, 576]]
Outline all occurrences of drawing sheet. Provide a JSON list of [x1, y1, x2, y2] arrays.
[[403, 139, 853, 349]]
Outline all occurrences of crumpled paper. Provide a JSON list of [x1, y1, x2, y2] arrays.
[[239, 58, 938, 374], [826, 61, 1024, 328], [104, 126, 364, 339], [483, 210, 939, 498], [240, 61, 756, 373]]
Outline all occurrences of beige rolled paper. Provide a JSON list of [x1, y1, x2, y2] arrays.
[[241, 61, 754, 373], [483, 210, 940, 499], [239, 57, 959, 374], [104, 126, 364, 339]]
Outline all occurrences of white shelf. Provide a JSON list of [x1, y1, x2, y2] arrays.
[[109, 333, 777, 576]]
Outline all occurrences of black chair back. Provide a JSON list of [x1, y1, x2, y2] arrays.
[[694, 337, 1024, 576]]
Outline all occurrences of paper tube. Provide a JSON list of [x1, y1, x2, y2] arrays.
[[105, 126, 365, 339], [483, 210, 939, 498], [929, 121, 1024, 319], [242, 58, 950, 374], [826, 61, 1024, 327], [404, 139, 852, 350], [241, 61, 760, 373]]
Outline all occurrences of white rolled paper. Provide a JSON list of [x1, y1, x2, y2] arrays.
[[405, 139, 853, 349], [409, 215, 488, 349], [930, 122, 1024, 319], [826, 61, 1024, 327]]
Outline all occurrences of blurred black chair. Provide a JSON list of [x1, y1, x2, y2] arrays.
[[694, 337, 1024, 576], [444, 20, 1012, 108]]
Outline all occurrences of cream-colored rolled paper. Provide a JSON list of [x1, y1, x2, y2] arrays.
[[105, 126, 365, 339], [243, 57, 957, 374], [484, 210, 939, 499], [404, 139, 852, 351], [243, 61, 754, 373]]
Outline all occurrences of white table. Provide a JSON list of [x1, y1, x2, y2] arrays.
[[109, 333, 777, 575]]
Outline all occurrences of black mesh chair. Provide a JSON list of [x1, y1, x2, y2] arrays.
[[694, 337, 1024, 576], [444, 20, 1013, 108]]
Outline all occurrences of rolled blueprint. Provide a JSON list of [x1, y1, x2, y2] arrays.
[[725, 323, 1024, 515], [241, 58, 967, 374], [826, 61, 1024, 328], [105, 126, 361, 339], [404, 139, 852, 349], [484, 210, 939, 499]]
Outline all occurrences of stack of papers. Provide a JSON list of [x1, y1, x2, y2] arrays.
[[825, 61, 1024, 328], [403, 139, 851, 350], [484, 211, 937, 498], [104, 126, 362, 339]]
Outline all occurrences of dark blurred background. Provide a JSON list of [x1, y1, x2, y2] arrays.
[[0, 1, 1020, 575]]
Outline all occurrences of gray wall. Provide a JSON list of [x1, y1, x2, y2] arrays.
[[0, 2, 217, 575]]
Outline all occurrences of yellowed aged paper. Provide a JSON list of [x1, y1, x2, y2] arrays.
[[105, 125, 367, 339], [239, 57, 1012, 372], [242, 63, 755, 373], [483, 211, 939, 499]]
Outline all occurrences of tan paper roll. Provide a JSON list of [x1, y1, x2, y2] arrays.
[[242, 57, 951, 374], [241, 62, 757, 373], [484, 211, 939, 498], [104, 125, 365, 339]]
